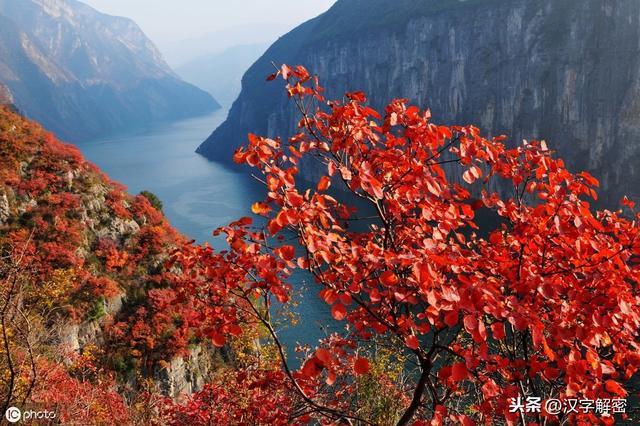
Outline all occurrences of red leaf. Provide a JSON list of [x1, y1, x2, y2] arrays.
[[316, 348, 332, 365], [380, 270, 399, 286], [481, 379, 499, 398], [451, 362, 468, 381], [328, 161, 337, 176], [326, 370, 336, 386], [463, 316, 477, 333], [405, 335, 420, 350], [211, 333, 226, 348], [237, 217, 253, 226], [444, 310, 459, 327], [331, 303, 347, 321], [339, 293, 352, 305], [622, 196, 635, 209], [301, 358, 322, 378], [491, 322, 505, 340], [228, 324, 242, 337], [267, 219, 282, 235], [346, 91, 366, 102], [353, 357, 370, 375], [369, 177, 384, 199], [579, 171, 600, 187], [287, 191, 304, 207], [605, 380, 627, 396], [276, 245, 295, 261], [471, 199, 484, 210]]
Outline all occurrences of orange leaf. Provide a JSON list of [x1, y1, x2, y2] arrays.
[[251, 202, 271, 215], [318, 176, 331, 191], [326, 370, 336, 386]]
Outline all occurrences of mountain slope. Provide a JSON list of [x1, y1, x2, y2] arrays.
[[199, 0, 640, 206], [0, 0, 219, 141], [0, 105, 223, 407]]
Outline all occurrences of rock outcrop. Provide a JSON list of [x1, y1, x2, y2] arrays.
[[199, 0, 640, 206]]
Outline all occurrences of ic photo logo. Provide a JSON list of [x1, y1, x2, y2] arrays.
[[5, 407, 21, 423], [5, 407, 56, 423]]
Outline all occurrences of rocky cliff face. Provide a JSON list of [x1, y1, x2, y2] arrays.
[[0, 0, 219, 141], [200, 0, 640, 207]]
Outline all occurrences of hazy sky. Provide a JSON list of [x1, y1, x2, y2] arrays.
[[82, 0, 337, 58]]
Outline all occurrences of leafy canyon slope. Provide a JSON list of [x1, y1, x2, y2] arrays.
[[0, 106, 226, 422], [200, 0, 640, 207], [0, 0, 219, 141]]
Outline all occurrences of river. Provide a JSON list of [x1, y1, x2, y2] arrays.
[[75, 109, 333, 360]]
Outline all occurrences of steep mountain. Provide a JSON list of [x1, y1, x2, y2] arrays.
[[0, 105, 221, 410], [176, 43, 268, 107], [0, 0, 219, 141], [199, 0, 640, 206]]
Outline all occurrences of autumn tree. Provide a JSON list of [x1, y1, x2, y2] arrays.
[[0, 233, 41, 416], [165, 65, 640, 426]]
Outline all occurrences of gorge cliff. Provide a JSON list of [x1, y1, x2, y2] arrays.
[[0, 0, 219, 141], [199, 0, 640, 207], [0, 106, 223, 410]]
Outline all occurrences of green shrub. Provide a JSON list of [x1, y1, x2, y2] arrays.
[[139, 190, 163, 212]]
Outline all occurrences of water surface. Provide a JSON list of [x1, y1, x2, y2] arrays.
[[75, 110, 332, 359]]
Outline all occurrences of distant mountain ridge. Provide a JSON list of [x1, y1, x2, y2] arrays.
[[0, 0, 219, 141], [177, 43, 268, 107], [199, 0, 640, 207]]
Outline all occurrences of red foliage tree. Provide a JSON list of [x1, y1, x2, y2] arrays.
[[162, 370, 299, 426], [31, 357, 130, 425], [168, 65, 640, 425]]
